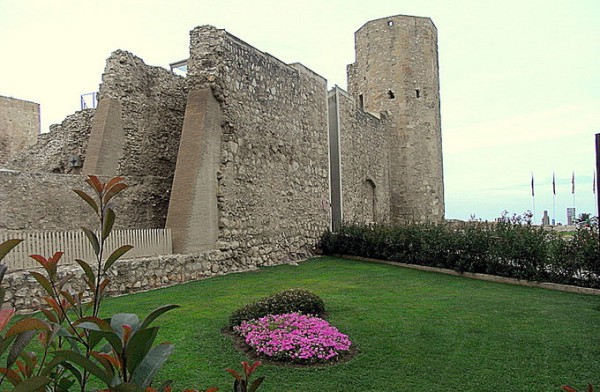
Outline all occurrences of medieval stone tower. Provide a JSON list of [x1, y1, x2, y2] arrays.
[[348, 15, 445, 223], [2, 14, 446, 256]]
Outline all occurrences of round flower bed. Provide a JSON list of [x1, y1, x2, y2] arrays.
[[234, 312, 352, 364]]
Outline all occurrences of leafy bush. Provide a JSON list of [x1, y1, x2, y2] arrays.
[[321, 214, 600, 289], [0, 176, 263, 392], [228, 289, 325, 328], [234, 313, 351, 364]]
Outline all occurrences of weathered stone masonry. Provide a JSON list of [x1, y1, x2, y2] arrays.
[[1, 14, 445, 310], [0, 95, 39, 165], [348, 15, 444, 223], [169, 27, 331, 261]]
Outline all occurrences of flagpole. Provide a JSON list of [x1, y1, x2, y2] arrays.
[[552, 172, 556, 225], [531, 172, 536, 223], [572, 171, 575, 207]]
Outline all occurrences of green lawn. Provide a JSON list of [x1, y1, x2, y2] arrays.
[[99, 256, 600, 391]]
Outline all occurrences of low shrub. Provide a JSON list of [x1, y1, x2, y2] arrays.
[[234, 313, 351, 364], [321, 214, 600, 289], [228, 289, 325, 328]]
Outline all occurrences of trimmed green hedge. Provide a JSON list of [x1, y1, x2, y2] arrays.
[[321, 218, 600, 288], [228, 288, 326, 328]]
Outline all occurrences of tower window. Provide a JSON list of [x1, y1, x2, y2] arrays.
[[387, 90, 395, 99], [358, 94, 364, 110], [387, 20, 394, 26], [415, 89, 420, 98]]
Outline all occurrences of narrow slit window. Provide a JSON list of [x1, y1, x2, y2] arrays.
[[388, 90, 395, 99], [359, 94, 364, 110], [415, 89, 420, 98]]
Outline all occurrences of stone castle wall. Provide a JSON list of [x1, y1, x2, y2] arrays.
[[333, 87, 392, 225], [171, 26, 331, 263], [5, 109, 94, 173], [348, 15, 445, 223], [2, 15, 445, 302], [95, 50, 188, 178], [0, 95, 40, 165], [0, 171, 169, 230]]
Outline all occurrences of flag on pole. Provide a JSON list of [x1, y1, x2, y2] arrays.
[[552, 172, 556, 195], [571, 171, 575, 194], [531, 173, 535, 197]]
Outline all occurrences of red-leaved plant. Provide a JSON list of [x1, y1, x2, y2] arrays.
[[0, 176, 251, 392], [226, 361, 264, 392]]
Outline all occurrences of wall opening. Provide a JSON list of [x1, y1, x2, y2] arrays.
[[415, 89, 420, 98], [362, 179, 376, 223], [387, 90, 395, 99], [387, 21, 394, 27], [358, 94, 364, 110]]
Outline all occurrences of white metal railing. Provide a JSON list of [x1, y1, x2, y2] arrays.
[[0, 229, 172, 271]]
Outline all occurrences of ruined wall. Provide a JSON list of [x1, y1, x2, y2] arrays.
[[5, 109, 94, 173], [0, 171, 169, 230], [93, 50, 188, 178], [174, 26, 331, 262], [3, 52, 186, 230], [0, 96, 40, 165], [8, 50, 188, 180], [331, 87, 392, 225], [348, 15, 445, 223]]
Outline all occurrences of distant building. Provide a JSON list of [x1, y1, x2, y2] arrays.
[[0, 95, 40, 164]]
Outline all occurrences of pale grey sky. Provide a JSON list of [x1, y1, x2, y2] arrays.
[[1, 0, 599, 223]]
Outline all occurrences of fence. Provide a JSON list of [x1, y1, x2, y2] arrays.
[[0, 229, 172, 271]]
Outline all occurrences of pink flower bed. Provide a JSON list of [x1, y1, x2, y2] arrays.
[[234, 313, 352, 363]]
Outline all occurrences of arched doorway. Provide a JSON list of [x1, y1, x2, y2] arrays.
[[362, 179, 376, 223]]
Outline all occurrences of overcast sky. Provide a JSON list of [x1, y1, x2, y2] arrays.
[[1, 0, 599, 223]]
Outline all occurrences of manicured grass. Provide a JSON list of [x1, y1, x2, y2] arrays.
[[100, 257, 600, 391]]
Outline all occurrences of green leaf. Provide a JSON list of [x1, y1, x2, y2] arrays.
[[0, 239, 22, 263], [73, 189, 99, 215], [62, 362, 83, 391], [88, 330, 123, 353], [111, 313, 141, 337], [104, 245, 133, 273], [130, 343, 174, 388], [126, 327, 159, 375], [7, 330, 36, 369], [102, 208, 116, 241], [12, 376, 51, 392], [82, 228, 100, 256], [0, 334, 16, 356], [0, 268, 6, 290], [249, 376, 265, 392], [75, 259, 96, 283], [140, 305, 180, 329], [30, 271, 53, 297], [53, 350, 113, 385]]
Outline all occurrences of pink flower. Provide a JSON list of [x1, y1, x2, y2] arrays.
[[234, 313, 351, 363]]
